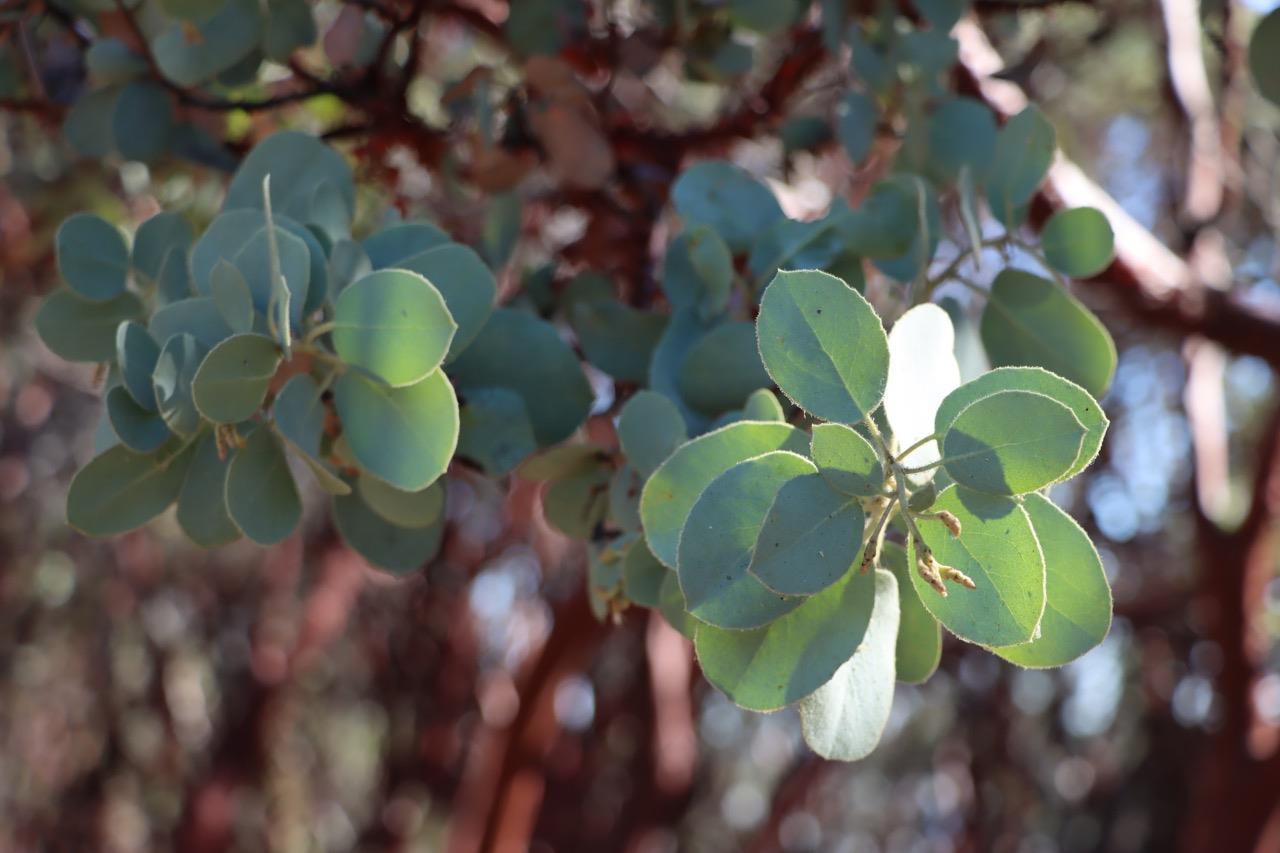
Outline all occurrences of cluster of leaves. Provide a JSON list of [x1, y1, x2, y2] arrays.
[[32, 1, 1126, 762], [38, 131, 538, 571]]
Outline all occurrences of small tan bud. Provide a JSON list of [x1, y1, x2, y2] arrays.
[[916, 552, 947, 597], [939, 564, 977, 590], [937, 510, 962, 538], [860, 541, 878, 574]]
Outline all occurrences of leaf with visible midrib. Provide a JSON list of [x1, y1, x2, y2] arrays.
[[910, 485, 1046, 647], [67, 442, 192, 537], [756, 269, 889, 425], [333, 269, 457, 387], [225, 427, 301, 545], [678, 451, 814, 629], [798, 568, 899, 760], [640, 420, 809, 569], [695, 555, 877, 712], [941, 390, 1085, 495], [934, 366, 1108, 485], [993, 493, 1112, 668], [192, 333, 282, 424], [333, 369, 459, 493], [748, 473, 865, 597], [979, 269, 1117, 398]]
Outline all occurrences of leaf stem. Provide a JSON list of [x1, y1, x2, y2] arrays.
[[303, 320, 338, 345], [896, 431, 942, 461], [899, 458, 944, 475], [892, 463, 929, 551]]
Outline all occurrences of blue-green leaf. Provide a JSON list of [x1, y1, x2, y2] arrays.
[[756, 269, 889, 424], [225, 427, 301, 545], [56, 213, 129, 301], [333, 369, 458, 492]]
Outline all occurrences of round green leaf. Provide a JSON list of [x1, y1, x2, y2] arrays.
[[448, 308, 592, 447], [924, 97, 997, 184], [678, 451, 813, 629], [748, 473, 865, 596], [192, 333, 282, 424], [132, 212, 192, 285], [362, 221, 450, 269], [231, 223, 311, 331], [640, 420, 808, 568], [192, 210, 324, 318], [64, 86, 120, 159], [37, 289, 143, 362], [649, 308, 717, 432], [543, 465, 612, 539], [56, 213, 129, 301], [333, 487, 445, 574], [456, 387, 539, 476], [935, 366, 1108, 484], [662, 226, 733, 319], [86, 38, 148, 83], [67, 442, 192, 537], [396, 244, 497, 361], [986, 105, 1056, 225], [881, 541, 940, 684], [357, 474, 445, 529], [756, 269, 890, 424], [270, 373, 349, 494], [911, 485, 1046, 647], [333, 269, 456, 386], [116, 320, 159, 411], [678, 321, 772, 415], [568, 298, 668, 384], [156, 247, 194, 304], [623, 540, 667, 608], [742, 388, 785, 422], [1250, 9, 1280, 106], [224, 130, 354, 228], [113, 81, 173, 162], [993, 493, 1112, 668], [153, 333, 206, 437], [273, 373, 324, 455], [263, 0, 317, 60], [810, 423, 883, 497], [617, 390, 688, 477], [658, 570, 697, 639], [695, 551, 877, 711], [225, 427, 300, 545], [870, 176, 941, 283], [152, 0, 262, 87], [836, 90, 877, 164], [798, 568, 898, 760], [1040, 207, 1116, 278], [333, 368, 458, 492], [106, 386, 170, 453], [150, 297, 234, 350], [941, 389, 1085, 495], [177, 431, 240, 548], [328, 239, 372, 295], [210, 260, 255, 334], [671, 161, 785, 250], [980, 269, 1117, 398]]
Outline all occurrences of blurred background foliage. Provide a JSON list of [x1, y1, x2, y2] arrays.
[[4, 0, 1280, 851]]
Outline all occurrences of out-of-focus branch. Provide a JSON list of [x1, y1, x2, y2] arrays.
[[1161, 0, 1226, 223], [445, 587, 606, 853], [955, 20, 1280, 369]]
